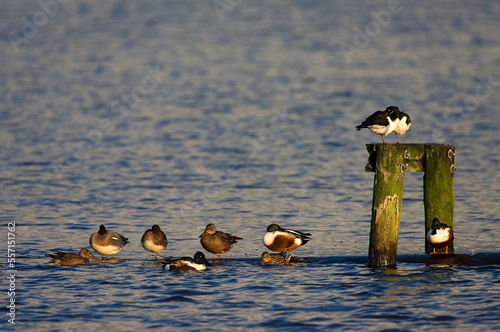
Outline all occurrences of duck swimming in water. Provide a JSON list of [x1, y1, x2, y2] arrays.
[[162, 251, 211, 272], [258, 251, 292, 265], [46, 248, 100, 266]]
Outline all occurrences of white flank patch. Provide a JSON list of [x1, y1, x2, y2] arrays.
[[188, 262, 207, 271], [427, 228, 452, 244]]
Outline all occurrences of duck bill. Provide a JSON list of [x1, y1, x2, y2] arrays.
[[89, 253, 100, 262]]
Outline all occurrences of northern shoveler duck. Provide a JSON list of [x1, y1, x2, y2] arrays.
[[426, 218, 454, 254], [141, 224, 168, 258], [393, 107, 411, 143], [199, 223, 242, 260], [258, 251, 292, 265], [356, 106, 400, 143], [173, 265, 199, 273], [263, 224, 312, 253], [89, 224, 129, 259], [162, 251, 211, 272], [46, 248, 100, 266]]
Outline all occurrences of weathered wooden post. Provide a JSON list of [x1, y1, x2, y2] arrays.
[[366, 144, 405, 268], [424, 144, 456, 254], [365, 143, 455, 268]]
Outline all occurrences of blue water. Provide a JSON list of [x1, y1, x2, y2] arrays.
[[1, 1, 500, 330]]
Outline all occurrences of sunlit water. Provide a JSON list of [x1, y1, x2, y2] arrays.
[[1, 1, 500, 331]]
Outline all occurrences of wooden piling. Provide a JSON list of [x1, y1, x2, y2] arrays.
[[423, 144, 455, 254], [366, 144, 405, 268], [365, 143, 455, 267]]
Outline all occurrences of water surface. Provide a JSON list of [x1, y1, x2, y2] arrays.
[[1, 1, 500, 331]]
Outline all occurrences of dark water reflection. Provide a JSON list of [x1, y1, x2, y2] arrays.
[[13, 258, 500, 331], [1, 0, 500, 331]]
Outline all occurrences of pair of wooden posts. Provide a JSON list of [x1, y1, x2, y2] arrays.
[[365, 143, 456, 268]]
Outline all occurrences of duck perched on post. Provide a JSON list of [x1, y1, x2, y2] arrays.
[[162, 251, 211, 273], [263, 224, 311, 253], [89, 224, 129, 259], [356, 106, 401, 143], [426, 218, 454, 254], [141, 224, 168, 258], [46, 248, 100, 266], [199, 223, 242, 260]]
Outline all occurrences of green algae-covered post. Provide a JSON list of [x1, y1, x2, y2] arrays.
[[366, 144, 406, 268], [424, 144, 456, 254], [365, 143, 455, 268]]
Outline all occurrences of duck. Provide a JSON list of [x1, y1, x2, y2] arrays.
[[141, 224, 168, 258], [258, 251, 292, 265], [46, 248, 100, 266], [426, 218, 454, 254], [356, 106, 400, 143], [173, 265, 199, 273], [393, 108, 411, 143], [162, 251, 211, 272], [89, 224, 129, 259], [199, 223, 242, 260], [263, 224, 311, 253]]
